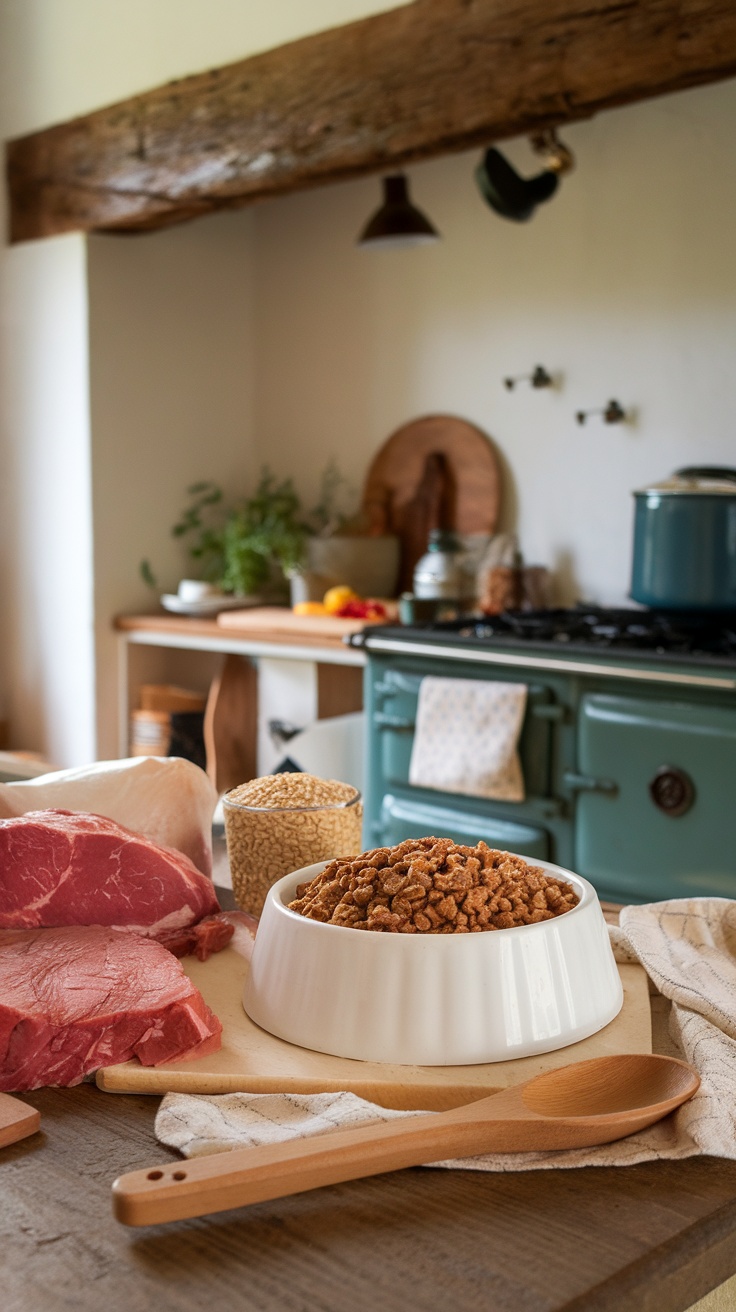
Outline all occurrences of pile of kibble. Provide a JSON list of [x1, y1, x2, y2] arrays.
[[288, 837, 579, 933]]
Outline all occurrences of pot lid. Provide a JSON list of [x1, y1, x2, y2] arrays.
[[635, 466, 736, 497]]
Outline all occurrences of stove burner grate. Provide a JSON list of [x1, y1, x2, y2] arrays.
[[453, 607, 736, 661]]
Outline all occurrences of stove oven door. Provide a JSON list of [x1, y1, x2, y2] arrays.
[[370, 669, 556, 858], [574, 692, 736, 901]]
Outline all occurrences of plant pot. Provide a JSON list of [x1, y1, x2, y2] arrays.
[[305, 535, 400, 598]]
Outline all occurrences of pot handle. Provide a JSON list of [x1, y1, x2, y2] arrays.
[[675, 466, 736, 483]]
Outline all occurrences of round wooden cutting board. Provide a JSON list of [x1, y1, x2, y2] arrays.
[[361, 415, 501, 591]]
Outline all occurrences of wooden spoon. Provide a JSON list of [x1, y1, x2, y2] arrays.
[[0, 1093, 40, 1149], [112, 1053, 698, 1227]]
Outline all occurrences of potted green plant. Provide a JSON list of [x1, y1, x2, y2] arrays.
[[141, 470, 310, 601], [141, 462, 399, 605]]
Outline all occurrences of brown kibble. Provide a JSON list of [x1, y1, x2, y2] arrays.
[[287, 837, 578, 934]]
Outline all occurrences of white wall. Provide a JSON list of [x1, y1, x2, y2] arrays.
[[0, 0, 410, 137], [87, 212, 258, 759], [250, 80, 736, 606], [0, 0, 408, 763], [0, 231, 94, 762], [1, 0, 736, 760]]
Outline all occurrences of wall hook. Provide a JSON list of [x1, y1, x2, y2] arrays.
[[576, 399, 627, 425], [504, 365, 554, 391]]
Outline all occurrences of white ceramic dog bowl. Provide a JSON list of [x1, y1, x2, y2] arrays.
[[242, 857, 623, 1066]]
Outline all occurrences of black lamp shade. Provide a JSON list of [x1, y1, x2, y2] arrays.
[[358, 174, 440, 247], [475, 147, 558, 222]]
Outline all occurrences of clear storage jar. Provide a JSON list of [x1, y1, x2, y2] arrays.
[[223, 775, 363, 916]]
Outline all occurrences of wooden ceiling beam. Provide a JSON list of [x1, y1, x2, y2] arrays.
[[7, 0, 736, 243]]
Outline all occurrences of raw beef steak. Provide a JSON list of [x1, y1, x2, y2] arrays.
[[0, 809, 220, 936], [0, 925, 223, 1091], [0, 756, 217, 876]]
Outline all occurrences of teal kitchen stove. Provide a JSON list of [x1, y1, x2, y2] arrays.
[[350, 608, 736, 904]]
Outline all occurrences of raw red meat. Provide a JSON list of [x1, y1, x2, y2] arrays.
[[0, 925, 223, 1091], [156, 912, 235, 961], [0, 809, 220, 937], [156, 909, 260, 962], [0, 756, 217, 877]]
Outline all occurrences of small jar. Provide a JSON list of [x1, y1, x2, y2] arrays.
[[223, 774, 363, 916]]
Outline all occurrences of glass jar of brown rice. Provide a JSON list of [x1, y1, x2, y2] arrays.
[[222, 773, 363, 916]]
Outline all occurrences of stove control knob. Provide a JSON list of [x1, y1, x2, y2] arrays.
[[649, 766, 695, 818]]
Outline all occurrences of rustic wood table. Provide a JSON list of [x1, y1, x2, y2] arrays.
[[5, 892, 736, 1312]]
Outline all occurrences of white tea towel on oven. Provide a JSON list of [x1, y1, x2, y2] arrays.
[[407, 676, 527, 801], [155, 898, 736, 1174]]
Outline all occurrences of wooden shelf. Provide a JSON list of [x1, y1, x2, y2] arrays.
[[115, 613, 366, 789], [114, 613, 366, 665]]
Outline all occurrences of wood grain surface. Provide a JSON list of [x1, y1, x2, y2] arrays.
[[5, 1081, 736, 1312], [8, 0, 736, 242], [2, 892, 736, 1311], [203, 655, 257, 795], [96, 951, 651, 1106], [112, 1055, 699, 1227], [114, 612, 360, 652], [0, 1092, 41, 1148], [362, 416, 500, 591], [216, 608, 371, 638]]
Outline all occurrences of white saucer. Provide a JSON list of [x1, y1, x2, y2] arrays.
[[160, 594, 262, 617]]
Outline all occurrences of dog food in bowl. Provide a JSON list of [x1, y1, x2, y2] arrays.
[[288, 837, 578, 933], [244, 846, 623, 1065]]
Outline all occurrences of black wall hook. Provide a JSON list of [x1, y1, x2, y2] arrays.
[[576, 400, 627, 425], [504, 366, 554, 391]]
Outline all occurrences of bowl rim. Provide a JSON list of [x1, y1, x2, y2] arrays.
[[264, 855, 597, 944]]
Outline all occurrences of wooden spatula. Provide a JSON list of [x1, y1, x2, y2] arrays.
[[112, 1053, 699, 1226], [0, 1093, 40, 1149]]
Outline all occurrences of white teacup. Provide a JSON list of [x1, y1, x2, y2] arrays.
[[177, 579, 220, 603]]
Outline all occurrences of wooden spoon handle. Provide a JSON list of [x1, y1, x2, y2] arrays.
[[113, 1107, 486, 1227]]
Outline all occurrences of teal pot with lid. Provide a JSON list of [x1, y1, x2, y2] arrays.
[[631, 467, 736, 610]]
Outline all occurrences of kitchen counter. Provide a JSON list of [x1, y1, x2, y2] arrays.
[[114, 612, 367, 660], [4, 897, 736, 1312]]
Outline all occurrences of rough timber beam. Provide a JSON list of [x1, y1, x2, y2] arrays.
[[7, 0, 736, 243]]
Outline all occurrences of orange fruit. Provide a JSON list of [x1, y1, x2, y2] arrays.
[[323, 585, 358, 615], [293, 601, 328, 616]]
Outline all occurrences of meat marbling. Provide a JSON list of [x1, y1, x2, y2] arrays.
[[0, 756, 217, 877], [0, 809, 221, 937], [0, 925, 223, 1091]]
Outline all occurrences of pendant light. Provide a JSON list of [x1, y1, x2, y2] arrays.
[[357, 174, 440, 248]]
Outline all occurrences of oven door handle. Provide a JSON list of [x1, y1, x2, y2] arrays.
[[373, 713, 416, 731], [375, 703, 565, 731], [563, 771, 618, 796]]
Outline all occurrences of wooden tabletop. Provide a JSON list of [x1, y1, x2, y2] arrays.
[[6, 1087, 736, 1312], [5, 893, 736, 1312]]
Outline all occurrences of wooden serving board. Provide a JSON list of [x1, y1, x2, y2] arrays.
[[362, 415, 501, 592], [0, 1093, 40, 1148], [216, 607, 369, 640], [97, 944, 651, 1112]]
